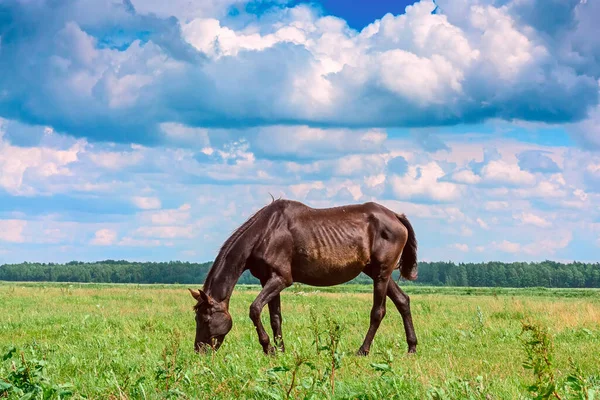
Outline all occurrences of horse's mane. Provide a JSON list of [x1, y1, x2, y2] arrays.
[[202, 198, 278, 292]]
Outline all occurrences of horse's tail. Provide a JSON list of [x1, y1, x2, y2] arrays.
[[396, 213, 418, 280]]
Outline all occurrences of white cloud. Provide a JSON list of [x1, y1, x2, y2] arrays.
[[450, 169, 482, 184], [182, 17, 309, 59], [390, 162, 462, 203], [493, 240, 521, 253], [522, 232, 572, 256], [129, 0, 242, 21], [3, 0, 597, 145], [334, 154, 386, 177], [468, 4, 548, 80], [253, 126, 387, 158], [0, 220, 27, 243], [514, 212, 552, 228], [90, 229, 117, 246], [484, 201, 509, 211], [568, 91, 600, 150], [0, 85, 598, 265], [480, 160, 536, 187], [476, 218, 489, 230], [88, 149, 144, 170], [118, 237, 162, 247], [512, 176, 568, 199], [132, 196, 162, 210], [289, 181, 325, 199], [0, 122, 84, 195], [134, 225, 195, 239], [493, 232, 572, 256], [377, 200, 466, 223], [453, 243, 469, 252], [365, 174, 386, 188], [144, 204, 191, 225], [160, 123, 210, 148], [460, 226, 473, 236]]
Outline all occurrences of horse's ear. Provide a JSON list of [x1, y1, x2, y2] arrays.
[[189, 288, 214, 304], [188, 288, 201, 300], [199, 290, 213, 305]]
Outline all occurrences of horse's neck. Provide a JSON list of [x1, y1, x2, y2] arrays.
[[203, 242, 253, 305], [203, 203, 269, 304]]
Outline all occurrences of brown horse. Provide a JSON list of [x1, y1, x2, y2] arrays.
[[188, 198, 418, 356]]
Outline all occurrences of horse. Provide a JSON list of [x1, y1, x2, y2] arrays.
[[188, 198, 419, 356]]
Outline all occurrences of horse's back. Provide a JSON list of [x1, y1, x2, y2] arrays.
[[268, 200, 404, 286]]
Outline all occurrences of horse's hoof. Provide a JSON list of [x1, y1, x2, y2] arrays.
[[356, 348, 369, 356], [274, 338, 285, 353], [264, 345, 277, 356], [407, 348, 417, 355]]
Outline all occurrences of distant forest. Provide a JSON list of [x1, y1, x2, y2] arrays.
[[1, 260, 599, 288]]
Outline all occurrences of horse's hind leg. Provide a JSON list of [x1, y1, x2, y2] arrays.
[[357, 264, 391, 356], [362, 269, 418, 354], [387, 280, 417, 353]]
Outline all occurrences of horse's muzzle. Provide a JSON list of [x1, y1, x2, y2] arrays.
[[194, 336, 225, 353]]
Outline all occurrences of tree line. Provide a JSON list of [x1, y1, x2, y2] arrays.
[[1, 259, 599, 288]]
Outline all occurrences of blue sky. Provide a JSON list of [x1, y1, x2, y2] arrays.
[[1, 0, 600, 264]]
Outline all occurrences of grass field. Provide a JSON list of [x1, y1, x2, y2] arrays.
[[1, 282, 599, 399]]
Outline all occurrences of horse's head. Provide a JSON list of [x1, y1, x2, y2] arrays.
[[188, 289, 232, 353]]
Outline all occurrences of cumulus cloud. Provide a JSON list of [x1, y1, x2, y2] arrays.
[[91, 229, 117, 246], [129, 0, 245, 21], [514, 212, 552, 228], [0, 120, 84, 195], [132, 196, 162, 210], [0, 0, 599, 146], [480, 160, 537, 187], [118, 237, 162, 247], [493, 240, 521, 254], [568, 89, 600, 150], [476, 218, 489, 230], [452, 243, 469, 252], [87, 149, 144, 170], [390, 162, 462, 203], [134, 225, 195, 239], [412, 131, 450, 153], [144, 204, 191, 225], [493, 231, 572, 256], [484, 201, 509, 211], [0, 220, 27, 243], [585, 162, 600, 192], [517, 150, 561, 173], [448, 168, 482, 185], [253, 126, 387, 159]]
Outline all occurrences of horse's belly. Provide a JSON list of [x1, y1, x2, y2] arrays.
[[291, 246, 369, 286]]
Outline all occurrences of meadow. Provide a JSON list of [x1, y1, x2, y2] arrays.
[[1, 282, 599, 399]]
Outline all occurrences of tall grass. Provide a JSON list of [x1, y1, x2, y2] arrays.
[[1, 282, 599, 399]]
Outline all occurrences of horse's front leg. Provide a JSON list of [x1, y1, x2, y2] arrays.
[[268, 294, 285, 352], [250, 276, 287, 354], [260, 277, 285, 352], [357, 272, 390, 356]]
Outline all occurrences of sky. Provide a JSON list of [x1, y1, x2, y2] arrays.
[[0, 0, 600, 265]]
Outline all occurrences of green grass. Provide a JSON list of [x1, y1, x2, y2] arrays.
[[1, 281, 599, 399]]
